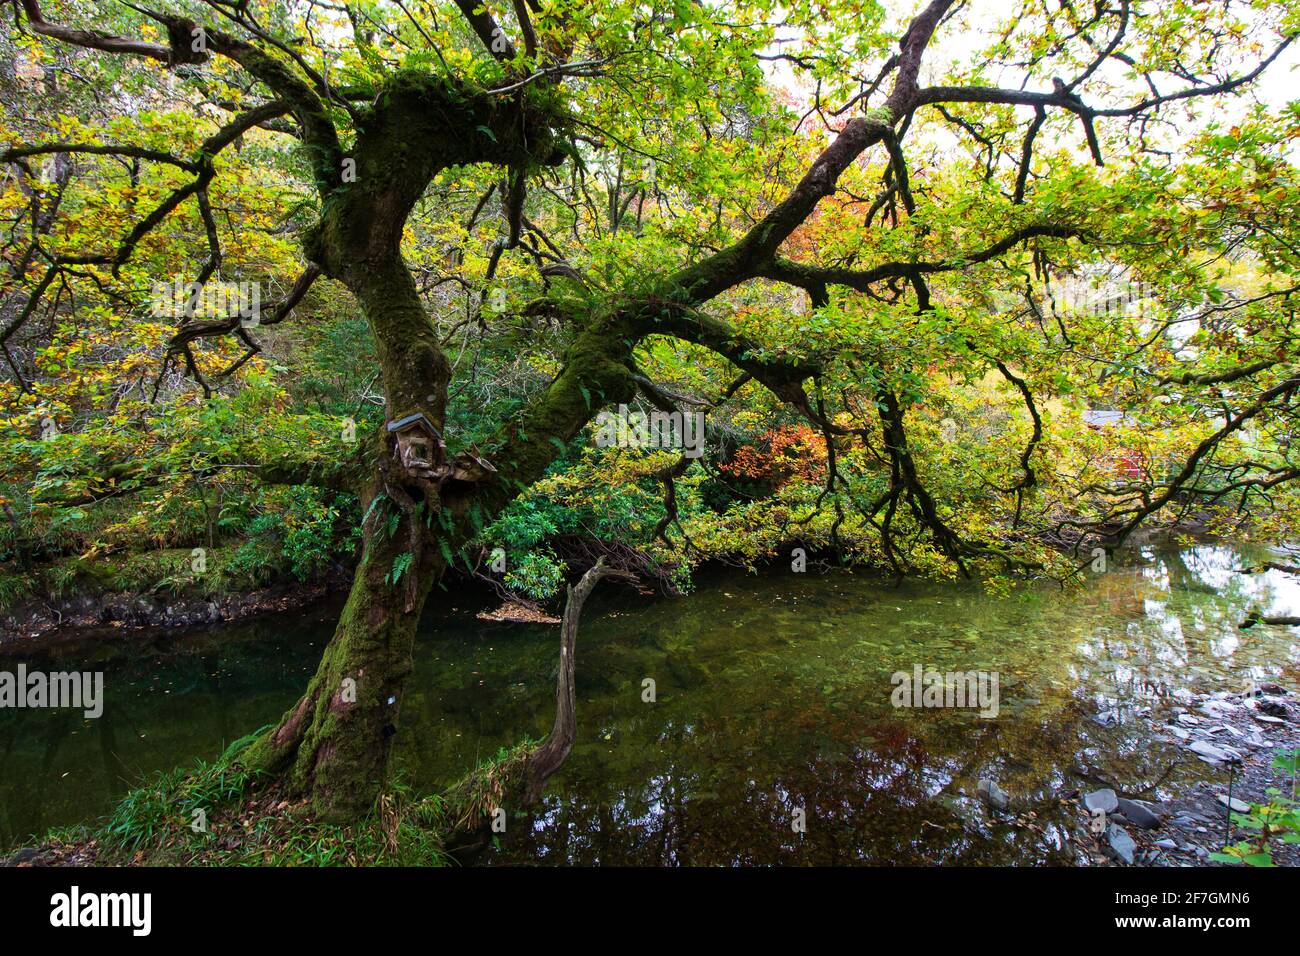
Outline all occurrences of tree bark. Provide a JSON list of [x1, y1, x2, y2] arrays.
[[242, 241, 456, 821], [241, 475, 446, 821], [235, 74, 576, 816], [522, 561, 633, 804]]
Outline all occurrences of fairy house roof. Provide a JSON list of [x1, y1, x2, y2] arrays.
[[386, 412, 442, 438]]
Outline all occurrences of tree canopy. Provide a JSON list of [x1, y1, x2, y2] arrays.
[[2, 0, 1298, 821]]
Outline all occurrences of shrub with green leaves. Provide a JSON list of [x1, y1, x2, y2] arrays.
[[229, 486, 360, 585], [503, 548, 567, 601], [1211, 748, 1300, 867]]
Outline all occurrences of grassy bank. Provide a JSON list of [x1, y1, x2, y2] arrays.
[[6, 731, 547, 867], [12, 732, 458, 867]]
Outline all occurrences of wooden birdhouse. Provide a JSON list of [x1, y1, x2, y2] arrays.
[[386, 412, 446, 477]]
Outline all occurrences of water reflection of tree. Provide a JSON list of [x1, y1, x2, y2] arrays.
[[495, 701, 1095, 865], [0, 711, 73, 844], [0, 623, 323, 845]]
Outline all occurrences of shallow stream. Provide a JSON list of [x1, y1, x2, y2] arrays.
[[2, 543, 1298, 864]]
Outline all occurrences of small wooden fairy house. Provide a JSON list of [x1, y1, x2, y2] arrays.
[[386, 412, 446, 476], [449, 450, 498, 483]]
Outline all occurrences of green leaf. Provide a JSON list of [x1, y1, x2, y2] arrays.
[[387, 551, 414, 585]]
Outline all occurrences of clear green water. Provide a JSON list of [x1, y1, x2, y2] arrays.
[[2, 544, 1298, 864]]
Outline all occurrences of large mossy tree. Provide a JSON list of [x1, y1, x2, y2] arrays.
[[4, 0, 1299, 822]]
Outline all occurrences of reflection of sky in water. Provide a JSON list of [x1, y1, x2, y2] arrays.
[[1, 544, 1298, 864]]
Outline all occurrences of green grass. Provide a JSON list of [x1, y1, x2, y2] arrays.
[[100, 729, 261, 853], [22, 730, 455, 867], [0, 571, 33, 606]]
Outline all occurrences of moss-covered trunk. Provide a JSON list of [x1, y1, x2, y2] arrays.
[[239, 79, 629, 822], [242, 500, 444, 821], [245, 237, 453, 820]]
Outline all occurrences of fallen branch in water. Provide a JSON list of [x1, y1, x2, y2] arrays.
[[522, 559, 638, 803], [1240, 562, 1300, 577], [1240, 610, 1300, 629], [439, 558, 636, 849]]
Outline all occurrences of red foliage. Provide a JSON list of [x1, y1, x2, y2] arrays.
[[722, 425, 828, 487]]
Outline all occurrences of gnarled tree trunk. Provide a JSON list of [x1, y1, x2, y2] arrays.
[[238, 75, 570, 819], [240, 483, 446, 821], [521, 561, 634, 804]]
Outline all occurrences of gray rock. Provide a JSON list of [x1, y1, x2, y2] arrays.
[[1155, 838, 1179, 850], [1084, 788, 1119, 814], [977, 778, 1010, 811], [1258, 699, 1289, 718], [1172, 809, 1215, 826], [1117, 798, 1162, 829], [1107, 823, 1136, 865], [1217, 794, 1250, 813], [1188, 740, 1239, 763]]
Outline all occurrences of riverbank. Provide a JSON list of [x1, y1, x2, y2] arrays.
[[1065, 683, 1300, 867], [0, 524, 1247, 648], [0, 539, 364, 646], [0, 566, 354, 650], [1, 731, 532, 867], [0, 540, 824, 646], [0, 736, 454, 867]]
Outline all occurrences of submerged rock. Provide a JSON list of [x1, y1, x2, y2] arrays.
[[664, 652, 709, 688], [1107, 824, 1136, 865], [1198, 700, 1236, 720], [1116, 798, 1162, 829], [1084, 788, 1118, 814], [1188, 740, 1239, 763], [977, 779, 1010, 811], [1257, 698, 1289, 719], [1171, 810, 1213, 829]]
